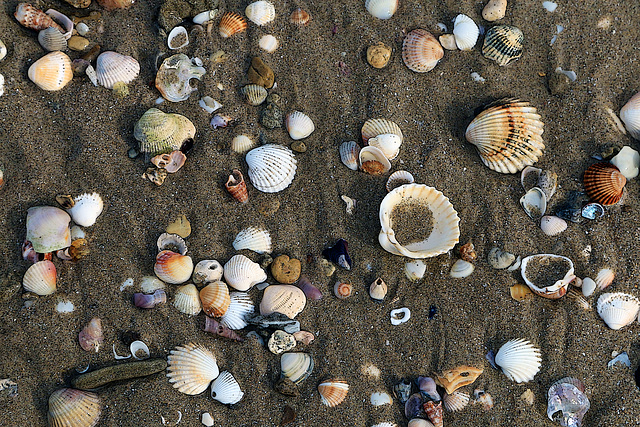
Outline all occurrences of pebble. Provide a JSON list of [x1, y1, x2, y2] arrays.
[[291, 141, 307, 153], [366, 42, 392, 68], [275, 377, 300, 397], [482, 0, 507, 21], [268, 330, 297, 354], [166, 214, 191, 237], [72, 359, 167, 390], [548, 70, 571, 95], [68, 35, 90, 52], [260, 102, 283, 129], [319, 258, 336, 276], [258, 199, 280, 216], [271, 255, 301, 284]]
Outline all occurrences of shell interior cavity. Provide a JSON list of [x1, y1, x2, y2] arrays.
[[520, 187, 547, 220], [280, 352, 314, 384], [232, 226, 272, 254], [245, 144, 297, 193], [167, 26, 189, 49], [521, 254, 575, 299], [156, 54, 206, 102]]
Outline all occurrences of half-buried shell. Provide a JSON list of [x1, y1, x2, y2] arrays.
[[281, 352, 313, 384], [134, 108, 195, 157], [597, 292, 640, 330], [233, 226, 272, 254], [361, 118, 403, 143], [583, 162, 626, 206], [241, 84, 268, 106], [402, 29, 444, 73], [48, 388, 101, 427], [245, 144, 297, 193], [482, 25, 524, 66], [167, 343, 219, 395]]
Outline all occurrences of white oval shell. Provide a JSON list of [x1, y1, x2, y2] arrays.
[[259, 34, 279, 53], [620, 92, 640, 140], [386, 170, 415, 192], [405, 260, 426, 281], [23, 260, 57, 295], [192, 260, 223, 284], [281, 352, 313, 384], [453, 14, 479, 50], [582, 277, 597, 297], [245, 1, 275, 26], [167, 343, 219, 395], [286, 111, 315, 140], [223, 254, 267, 291], [595, 268, 615, 290], [359, 146, 391, 174], [370, 391, 393, 406], [540, 215, 567, 236], [220, 292, 254, 330], [231, 134, 255, 153], [494, 338, 541, 383], [610, 146, 640, 179], [67, 192, 103, 227], [521, 254, 574, 298], [245, 144, 297, 193], [390, 307, 411, 325], [339, 141, 360, 170], [210, 371, 244, 404], [96, 51, 140, 89], [168, 26, 189, 49], [233, 226, 272, 254], [449, 259, 474, 278], [193, 10, 218, 24], [365, 0, 398, 19], [597, 292, 640, 330], [368, 133, 402, 160], [173, 284, 202, 315]]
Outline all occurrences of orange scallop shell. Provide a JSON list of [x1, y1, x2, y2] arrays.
[[199, 281, 231, 317], [318, 379, 349, 407], [290, 8, 310, 26], [154, 250, 193, 284], [219, 12, 247, 38], [23, 260, 57, 295], [583, 162, 626, 205], [402, 29, 444, 73]]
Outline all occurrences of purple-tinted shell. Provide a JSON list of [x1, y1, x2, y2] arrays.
[[211, 114, 232, 129], [417, 376, 440, 402], [322, 238, 352, 270], [547, 378, 590, 426], [78, 318, 104, 353], [486, 350, 498, 369], [405, 392, 426, 419], [133, 289, 167, 309], [295, 276, 322, 300], [203, 316, 244, 342], [22, 240, 39, 264]]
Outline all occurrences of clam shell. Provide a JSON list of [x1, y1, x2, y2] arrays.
[[386, 170, 414, 192], [510, 283, 533, 301], [167, 343, 219, 395], [245, 144, 297, 193], [219, 12, 247, 38], [361, 118, 403, 143], [453, 14, 479, 50], [318, 380, 349, 407], [583, 162, 626, 205], [368, 133, 402, 160], [520, 187, 547, 220], [95, 51, 139, 89], [620, 92, 640, 140], [38, 28, 67, 52], [167, 26, 189, 49], [435, 366, 483, 394], [494, 339, 541, 383], [443, 390, 470, 412], [210, 371, 244, 404], [370, 391, 393, 406], [154, 250, 194, 284], [23, 260, 57, 295], [260, 284, 306, 319], [597, 292, 639, 330], [365, 0, 398, 19], [192, 259, 224, 284], [402, 29, 444, 73], [245, 1, 276, 26], [521, 254, 574, 299], [48, 388, 101, 427], [281, 352, 313, 384], [28, 51, 73, 91], [449, 259, 474, 278], [259, 34, 279, 53], [595, 268, 615, 290], [379, 183, 460, 258], [134, 108, 196, 157], [156, 54, 206, 102], [231, 135, 256, 153], [174, 284, 202, 315], [220, 292, 254, 329], [359, 146, 391, 175], [233, 226, 272, 254], [582, 277, 597, 297], [482, 25, 524, 66], [290, 8, 310, 26], [225, 169, 248, 203], [286, 111, 315, 140], [610, 146, 640, 179], [465, 98, 544, 173], [67, 192, 103, 227], [26, 206, 71, 253], [540, 216, 567, 236], [520, 166, 542, 191], [223, 254, 267, 291], [537, 170, 558, 200], [242, 84, 268, 106], [199, 281, 231, 317], [487, 247, 515, 269], [339, 141, 360, 170]]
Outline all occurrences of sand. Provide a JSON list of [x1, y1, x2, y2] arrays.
[[1, 0, 640, 425]]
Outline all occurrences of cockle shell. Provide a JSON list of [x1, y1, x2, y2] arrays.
[[620, 93, 640, 140], [494, 339, 542, 383], [38, 28, 67, 52], [443, 390, 470, 412], [167, 343, 219, 395], [154, 250, 194, 284], [245, 1, 276, 26], [67, 192, 103, 227], [259, 34, 279, 53], [286, 111, 315, 140], [453, 14, 479, 50], [359, 146, 391, 175], [260, 285, 306, 319], [386, 170, 414, 192], [157, 233, 187, 256], [134, 108, 195, 157], [233, 226, 272, 254], [15, 3, 65, 33], [361, 118, 403, 143], [223, 254, 267, 291], [95, 51, 139, 89], [405, 260, 426, 280], [339, 141, 360, 170], [231, 135, 256, 153], [281, 352, 313, 384], [521, 254, 574, 299], [611, 146, 640, 179], [245, 144, 297, 193], [225, 169, 248, 203], [465, 98, 545, 174], [597, 292, 640, 330], [174, 284, 202, 315], [482, 25, 524, 66], [156, 54, 206, 102], [28, 51, 73, 91], [583, 162, 626, 205], [48, 388, 101, 427], [379, 183, 460, 258], [192, 260, 224, 284], [167, 26, 189, 50], [318, 380, 349, 407], [242, 84, 268, 106], [365, 0, 398, 19], [220, 292, 254, 330], [26, 206, 71, 253], [23, 260, 57, 295], [210, 371, 244, 404], [434, 366, 483, 394], [219, 12, 247, 38], [290, 8, 310, 26], [540, 215, 567, 236], [78, 318, 104, 353], [402, 29, 444, 73], [199, 281, 231, 317], [368, 133, 402, 160], [595, 268, 614, 290]]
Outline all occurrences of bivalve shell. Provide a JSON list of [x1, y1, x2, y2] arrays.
[[260, 284, 306, 319], [286, 111, 315, 140], [233, 226, 272, 254], [359, 146, 391, 175], [167, 26, 189, 49], [231, 135, 256, 153], [290, 8, 310, 26], [134, 108, 196, 157], [520, 187, 547, 220], [223, 254, 267, 291], [611, 146, 640, 179], [361, 118, 403, 143], [540, 216, 567, 236], [482, 25, 524, 66], [582, 277, 597, 297], [583, 162, 626, 205], [318, 380, 349, 407], [95, 51, 139, 89], [620, 93, 640, 140], [494, 339, 541, 383], [167, 343, 219, 395], [259, 34, 279, 53], [23, 260, 57, 295], [220, 292, 254, 330], [365, 0, 398, 19], [521, 254, 574, 299], [281, 352, 313, 384], [210, 371, 244, 404], [219, 12, 247, 38], [28, 51, 73, 91], [449, 259, 474, 278], [246, 144, 297, 193], [371, 391, 393, 406], [402, 29, 444, 73], [38, 28, 67, 52], [26, 206, 71, 253], [595, 268, 615, 290], [386, 170, 414, 192], [174, 284, 202, 315], [339, 141, 360, 170], [156, 54, 206, 102], [48, 388, 101, 427], [453, 14, 479, 50], [368, 133, 402, 160], [245, 1, 276, 26], [597, 292, 640, 330], [199, 281, 231, 317], [67, 192, 103, 227], [443, 390, 470, 412], [242, 84, 268, 106], [154, 250, 194, 284]]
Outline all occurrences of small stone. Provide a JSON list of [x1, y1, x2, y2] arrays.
[[142, 167, 167, 185], [112, 81, 129, 98], [128, 148, 139, 158], [319, 258, 336, 277], [271, 255, 301, 284], [291, 141, 307, 153], [268, 330, 297, 354], [482, 0, 507, 22], [258, 199, 280, 216], [68, 35, 90, 52], [166, 214, 191, 238], [266, 93, 281, 105], [260, 102, 283, 128], [275, 377, 300, 397], [261, 254, 273, 269], [366, 42, 391, 68], [247, 56, 274, 88]]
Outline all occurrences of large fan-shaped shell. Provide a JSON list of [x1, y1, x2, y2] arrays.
[[620, 92, 640, 139], [245, 1, 276, 26], [402, 29, 444, 73], [520, 254, 574, 299], [220, 292, 254, 329], [365, 0, 398, 19], [28, 51, 73, 91], [318, 379, 349, 407], [465, 98, 545, 174], [233, 226, 272, 254], [167, 343, 219, 395], [23, 260, 57, 295], [494, 339, 541, 383], [453, 14, 479, 50], [219, 12, 247, 38], [583, 162, 626, 205], [95, 51, 139, 89], [199, 281, 231, 317], [260, 284, 306, 319], [281, 352, 314, 384], [134, 108, 196, 157], [361, 118, 403, 143], [154, 250, 194, 284], [210, 371, 244, 404], [482, 25, 524, 66], [67, 192, 103, 227], [379, 183, 460, 258], [223, 254, 267, 291], [174, 284, 202, 315], [286, 111, 315, 140], [48, 388, 101, 427], [245, 144, 297, 193], [597, 292, 640, 330], [26, 206, 71, 253]]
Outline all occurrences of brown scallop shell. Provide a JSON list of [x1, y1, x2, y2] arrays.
[[15, 3, 65, 33], [583, 162, 626, 205], [434, 366, 483, 394], [402, 29, 444, 73], [199, 281, 231, 317], [290, 8, 310, 26], [219, 12, 247, 38]]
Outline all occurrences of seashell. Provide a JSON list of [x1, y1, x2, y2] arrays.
[[192, 260, 223, 284], [38, 28, 67, 52], [174, 284, 202, 315], [547, 377, 590, 427], [23, 260, 57, 295], [620, 92, 640, 140], [510, 283, 533, 301], [424, 400, 443, 427], [339, 141, 360, 171], [520, 187, 547, 220], [405, 260, 427, 280], [15, 3, 65, 33], [597, 292, 640, 330], [140, 276, 166, 293], [483, 0, 507, 21], [386, 170, 414, 192], [379, 183, 460, 258], [134, 108, 196, 157], [459, 242, 477, 262], [434, 366, 483, 394], [449, 259, 474, 278], [494, 339, 541, 383], [582, 277, 597, 297], [333, 281, 353, 299], [521, 254, 575, 299], [154, 250, 194, 284], [465, 98, 545, 174], [540, 215, 567, 236], [390, 307, 411, 325], [199, 96, 222, 114], [28, 51, 73, 91], [78, 318, 104, 353], [203, 317, 244, 341], [611, 146, 640, 179], [281, 352, 313, 384], [408, 420, 435, 427], [48, 388, 101, 427], [474, 389, 494, 411], [439, 34, 458, 50], [368, 133, 402, 160], [167, 26, 188, 50], [95, 51, 139, 89], [96, 0, 134, 10], [520, 166, 542, 192], [67, 192, 103, 227], [595, 268, 614, 290], [402, 29, 444, 73], [361, 118, 403, 143], [233, 226, 272, 254], [246, 144, 297, 193], [581, 202, 605, 220], [365, 0, 398, 19], [26, 206, 71, 253], [167, 343, 219, 395], [318, 380, 349, 407], [453, 14, 479, 50], [322, 239, 352, 270], [567, 288, 591, 310], [369, 278, 387, 301], [245, 1, 276, 26], [151, 151, 187, 173], [210, 371, 244, 404], [482, 25, 524, 66], [286, 111, 315, 140], [193, 10, 219, 25], [134, 289, 167, 309], [242, 84, 268, 106], [487, 247, 515, 269], [537, 170, 558, 200], [225, 169, 248, 203], [199, 281, 231, 317], [359, 146, 391, 175], [367, 42, 392, 68], [219, 12, 247, 38], [370, 391, 393, 406], [259, 34, 279, 53], [418, 376, 441, 402], [583, 162, 626, 205], [231, 135, 256, 153], [443, 390, 470, 412], [295, 276, 323, 300], [223, 254, 267, 291], [130, 340, 150, 360], [220, 292, 254, 329], [290, 8, 310, 26], [261, 284, 306, 319], [405, 393, 426, 419], [156, 54, 206, 102]]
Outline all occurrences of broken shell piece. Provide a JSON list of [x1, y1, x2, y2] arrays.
[[483, 0, 507, 21], [453, 14, 479, 50], [130, 340, 150, 360], [611, 146, 640, 179], [521, 254, 574, 299], [259, 34, 279, 53], [582, 277, 596, 297], [78, 318, 104, 353], [192, 260, 223, 284], [567, 288, 591, 310], [193, 9, 218, 24], [597, 292, 640, 330], [233, 227, 272, 254], [595, 268, 614, 290], [547, 377, 590, 427], [157, 233, 187, 255], [199, 96, 222, 114], [474, 389, 494, 411], [367, 41, 392, 68], [449, 259, 474, 278], [487, 247, 515, 269], [424, 400, 443, 427], [537, 170, 558, 200], [405, 260, 426, 281], [371, 391, 393, 406], [459, 242, 477, 262], [418, 376, 440, 402], [340, 141, 360, 170], [134, 289, 167, 309], [439, 34, 457, 50], [318, 380, 349, 407], [435, 366, 483, 394], [322, 239, 352, 270], [151, 151, 187, 173], [168, 26, 189, 49], [369, 278, 387, 301], [520, 187, 547, 220], [495, 339, 541, 383], [203, 317, 244, 341], [210, 371, 244, 405], [268, 330, 296, 354], [540, 216, 567, 236], [390, 307, 411, 325], [521, 166, 542, 191], [386, 170, 414, 192], [156, 54, 206, 102], [167, 343, 219, 395]]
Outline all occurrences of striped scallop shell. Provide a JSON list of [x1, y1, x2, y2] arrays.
[[620, 92, 640, 139], [23, 260, 57, 295], [540, 215, 567, 236], [465, 98, 545, 174], [233, 226, 272, 254], [246, 144, 297, 193], [38, 28, 67, 52], [259, 34, 279, 53], [453, 14, 479, 50], [95, 51, 140, 89], [281, 352, 314, 384], [494, 339, 541, 383], [595, 268, 615, 290], [48, 388, 101, 427], [361, 118, 404, 143], [241, 84, 268, 106], [482, 25, 524, 66], [245, 1, 276, 26], [318, 379, 349, 407], [134, 108, 196, 157], [386, 170, 414, 192], [28, 51, 73, 91], [597, 292, 640, 330], [260, 284, 307, 319], [339, 141, 360, 170], [199, 281, 231, 317], [219, 12, 247, 38], [443, 390, 470, 412], [174, 284, 202, 315], [154, 250, 194, 284], [231, 135, 256, 153], [359, 146, 391, 175], [286, 111, 315, 140], [583, 162, 626, 205], [365, 0, 399, 19], [223, 254, 267, 291], [210, 371, 244, 404], [167, 343, 219, 395], [402, 29, 444, 73], [220, 292, 254, 329], [290, 8, 310, 26]]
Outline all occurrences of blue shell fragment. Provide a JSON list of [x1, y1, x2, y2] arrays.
[[322, 239, 352, 270], [581, 203, 604, 220]]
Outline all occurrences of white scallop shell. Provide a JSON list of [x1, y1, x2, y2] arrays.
[[386, 170, 414, 192], [359, 146, 391, 174], [168, 26, 189, 49], [449, 259, 474, 278], [368, 133, 402, 160], [620, 92, 640, 140], [210, 371, 244, 404], [192, 260, 224, 284], [540, 215, 567, 236], [453, 14, 479, 50], [95, 51, 140, 89], [220, 292, 254, 330], [365, 0, 398, 19], [167, 343, 219, 395], [245, 1, 276, 26], [597, 292, 640, 330], [67, 192, 103, 227], [370, 391, 393, 406], [232, 227, 272, 254], [494, 339, 541, 383], [223, 254, 267, 291], [259, 34, 279, 53], [23, 260, 57, 295], [245, 144, 297, 193], [443, 390, 470, 412], [339, 141, 360, 170], [231, 134, 256, 153], [595, 268, 615, 290], [286, 111, 315, 140], [173, 284, 202, 316]]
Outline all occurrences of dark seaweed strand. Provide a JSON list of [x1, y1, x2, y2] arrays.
[[71, 359, 168, 390]]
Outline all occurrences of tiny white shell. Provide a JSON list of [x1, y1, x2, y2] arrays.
[[130, 340, 150, 360], [193, 10, 219, 25], [168, 26, 189, 49], [167, 343, 219, 395], [246, 144, 297, 193], [370, 391, 393, 406], [230, 134, 256, 153], [245, 1, 276, 26], [286, 111, 315, 140], [199, 96, 222, 114], [210, 371, 244, 404], [76, 22, 89, 36], [220, 292, 254, 330], [494, 339, 541, 383], [201, 413, 214, 427], [449, 259, 474, 278], [453, 14, 479, 51], [390, 307, 411, 325], [368, 133, 402, 160], [192, 260, 224, 284], [232, 226, 272, 254], [223, 254, 267, 291], [259, 34, 279, 53], [405, 260, 426, 281], [540, 215, 567, 236], [582, 277, 597, 297], [597, 292, 640, 330], [68, 192, 103, 227], [95, 51, 140, 89], [595, 268, 615, 290], [365, 0, 398, 19], [339, 141, 360, 171], [140, 275, 166, 293]]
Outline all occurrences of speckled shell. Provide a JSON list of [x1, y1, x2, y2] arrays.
[[583, 162, 626, 205], [233, 226, 272, 254], [540, 215, 567, 236], [28, 51, 73, 91], [482, 25, 524, 66], [245, 1, 276, 26], [154, 250, 194, 284], [443, 390, 470, 412], [290, 8, 310, 26], [219, 12, 247, 38], [15, 3, 65, 33], [453, 14, 479, 50], [402, 29, 444, 73], [281, 352, 314, 384], [220, 292, 254, 329], [23, 260, 57, 295], [174, 284, 202, 315], [167, 343, 219, 395], [286, 111, 315, 140], [68, 192, 103, 227], [339, 141, 360, 170], [156, 54, 206, 102], [260, 284, 306, 319], [595, 268, 615, 290], [134, 108, 196, 157], [465, 98, 545, 174], [597, 292, 640, 330], [210, 371, 244, 404], [361, 118, 403, 143], [38, 28, 67, 52], [223, 254, 267, 291], [495, 339, 541, 383], [95, 51, 139, 89], [241, 84, 268, 106], [365, 0, 398, 19], [199, 281, 231, 317], [48, 388, 101, 427], [386, 170, 414, 192], [318, 380, 349, 407], [245, 144, 297, 193]]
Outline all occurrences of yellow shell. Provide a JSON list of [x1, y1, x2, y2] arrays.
[[48, 388, 101, 427], [199, 281, 231, 317], [174, 284, 202, 315], [28, 51, 73, 91], [134, 108, 196, 157], [154, 250, 193, 284], [482, 25, 524, 66], [434, 366, 483, 394]]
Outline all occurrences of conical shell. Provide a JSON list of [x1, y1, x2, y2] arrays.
[[23, 260, 57, 295], [154, 250, 194, 284], [540, 216, 567, 236], [260, 284, 306, 319], [38, 28, 67, 52], [290, 8, 310, 26], [219, 12, 247, 38], [369, 278, 388, 301], [48, 388, 101, 427], [583, 162, 626, 205], [281, 352, 314, 384], [245, 1, 276, 26], [443, 390, 470, 412], [199, 281, 231, 317], [167, 343, 219, 395], [26, 206, 71, 253], [95, 51, 139, 89], [620, 92, 640, 139], [246, 144, 297, 193], [465, 98, 545, 174], [521, 254, 574, 299], [379, 183, 460, 258], [494, 339, 541, 383], [210, 371, 244, 404], [386, 170, 414, 192], [286, 111, 315, 140], [435, 366, 483, 394], [174, 284, 202, 315], [365, 0, 398, 19], [220, 292, 254, 329], [231, 135, 256, 153], [226, 169, 248, 203], [424, 401, 443, 427], [167, 26, 189, 50], [339, 141, 360, 170], [361, 118, 403, 143], [482, 25, 524, 66], [134, 108, 196, 157], [259, 34, 279, 52], [402, 29, 444, 73], [233, 226, 272, 254], [453, 14, 479, 50], [67, 193, 103, 227], [28, 51, 73, 91], [359, 146, 391, 175], [15, 3, 65, 33], [368, 133, 402, 160], [223, 254, 267, 291], [318, 380, 349, 407], [242, 84, 268, 106], [156, 54, 206, 102], [597, 292, 640, 330], [595, 268, 615, 290]]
